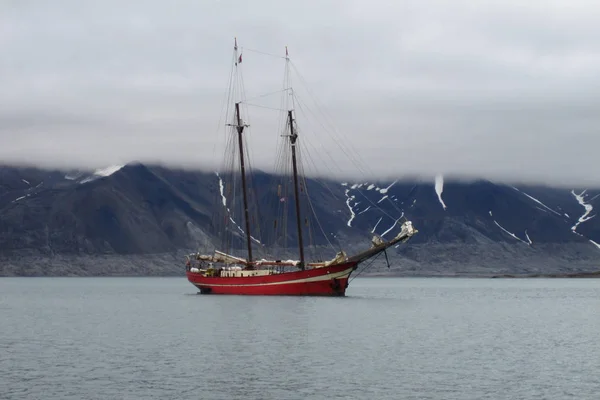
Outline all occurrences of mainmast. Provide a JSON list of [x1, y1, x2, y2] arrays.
[[233, 38, 253, 265], [285, 47, 305, 269]]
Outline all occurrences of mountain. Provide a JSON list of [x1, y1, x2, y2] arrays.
[[1, 163, 599, 276]]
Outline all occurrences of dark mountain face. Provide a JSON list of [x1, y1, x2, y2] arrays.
[[0, 164, 216, 257], [319, 178, 598, 246], [1, 163, 598, 276]]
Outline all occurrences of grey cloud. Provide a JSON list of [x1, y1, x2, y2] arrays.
[[1, 0, 600, 186]]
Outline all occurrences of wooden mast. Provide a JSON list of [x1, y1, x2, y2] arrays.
[[285, 46, 305, 269], [233, 38, 253, 265], [288, 110, 305, 269]]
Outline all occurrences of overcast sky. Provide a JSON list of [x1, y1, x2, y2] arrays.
[[2, 0, 600, 186]]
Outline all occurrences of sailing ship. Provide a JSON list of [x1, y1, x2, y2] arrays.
[[185, 39, 417, 296]]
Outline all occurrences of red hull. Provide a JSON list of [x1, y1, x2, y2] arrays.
[[186, 262, 357, 296]]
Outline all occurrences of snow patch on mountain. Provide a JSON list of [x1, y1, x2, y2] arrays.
[[216, 172, 239, 229], [525, 230, 533, 245], [381, 214, 404, 237], [358, 206, 371, 215], [80, 165, 124, 184], [344, 189, 356, 227], [215, 172, 261, 245], [434, 175, 447, 210], [512, 187, 561, 216], [65, 172, 83, 180], [95, 165, 123, 177], [489, 210, 529, 245], [494, 220, 529, 245], [371, 217, 383, 233], [378, 180, 397, 194], [216, 172, 227, 207], [571, 190, 595, 232]]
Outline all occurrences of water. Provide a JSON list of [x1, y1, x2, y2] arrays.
[[1, 277, 599, 400]]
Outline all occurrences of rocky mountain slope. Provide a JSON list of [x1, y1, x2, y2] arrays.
[[1, 163, 598, 276]]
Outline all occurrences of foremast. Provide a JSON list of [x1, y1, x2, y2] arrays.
[[287, 109, 305, 269], [232, 38, 253, 265]]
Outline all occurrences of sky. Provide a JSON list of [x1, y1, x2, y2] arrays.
[[2, 0, 600, 186]]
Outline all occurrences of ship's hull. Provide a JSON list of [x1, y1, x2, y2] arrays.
[[186, 262, 357, 296]]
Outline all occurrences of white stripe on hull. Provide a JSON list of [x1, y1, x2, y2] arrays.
[[192, 267, 354, 288]]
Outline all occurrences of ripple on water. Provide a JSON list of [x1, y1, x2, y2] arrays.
[[1, 277, 600, 400]]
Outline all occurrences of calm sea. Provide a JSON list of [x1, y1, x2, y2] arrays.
[[1, 277, 599, 399]]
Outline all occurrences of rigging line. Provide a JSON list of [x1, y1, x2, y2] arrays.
[[211, 49, 237, 250], [244, 103, 288, 112], [239, 122, 265, 251], [385, 196, 408, 222], [278, 116, 294, 251], [294, 95, 364, 181], [238, 54, 266, 253], [300, 143, 341, 201], [293, 95, 345, 176], [292, 87, 406, 224], [350, 186, 401, 224], [298, 139, 344, 204], [298, 100, 368, 179], [296, 97, 398, 220], [278, 60, 289, 134], [213, 49, 237, 169], [377, 181, 408, 217], [232, 56, 254, 255], [292, 122, 338, 198], [348, 252, 383, 283], [312, 176, 344, 203], [243, 88, 290, 103], [382, 183, 419, 218], [292, 97, 397, 240], [242, 47, 287, 59], [290, 62, 368, 168], [289, 63, 371, 176], [300, 158, 341, 259], [221, 135, 234, 254], [298, 150, 338, 253], [287, 57, 297, 117], [292, 91, 359, 170], [297, 150, 328, 260], [348, 179, 406, 221], [288, 63, 361, 148]]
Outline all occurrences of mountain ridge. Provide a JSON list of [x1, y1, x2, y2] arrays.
[[1, 162, 598, 276]]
